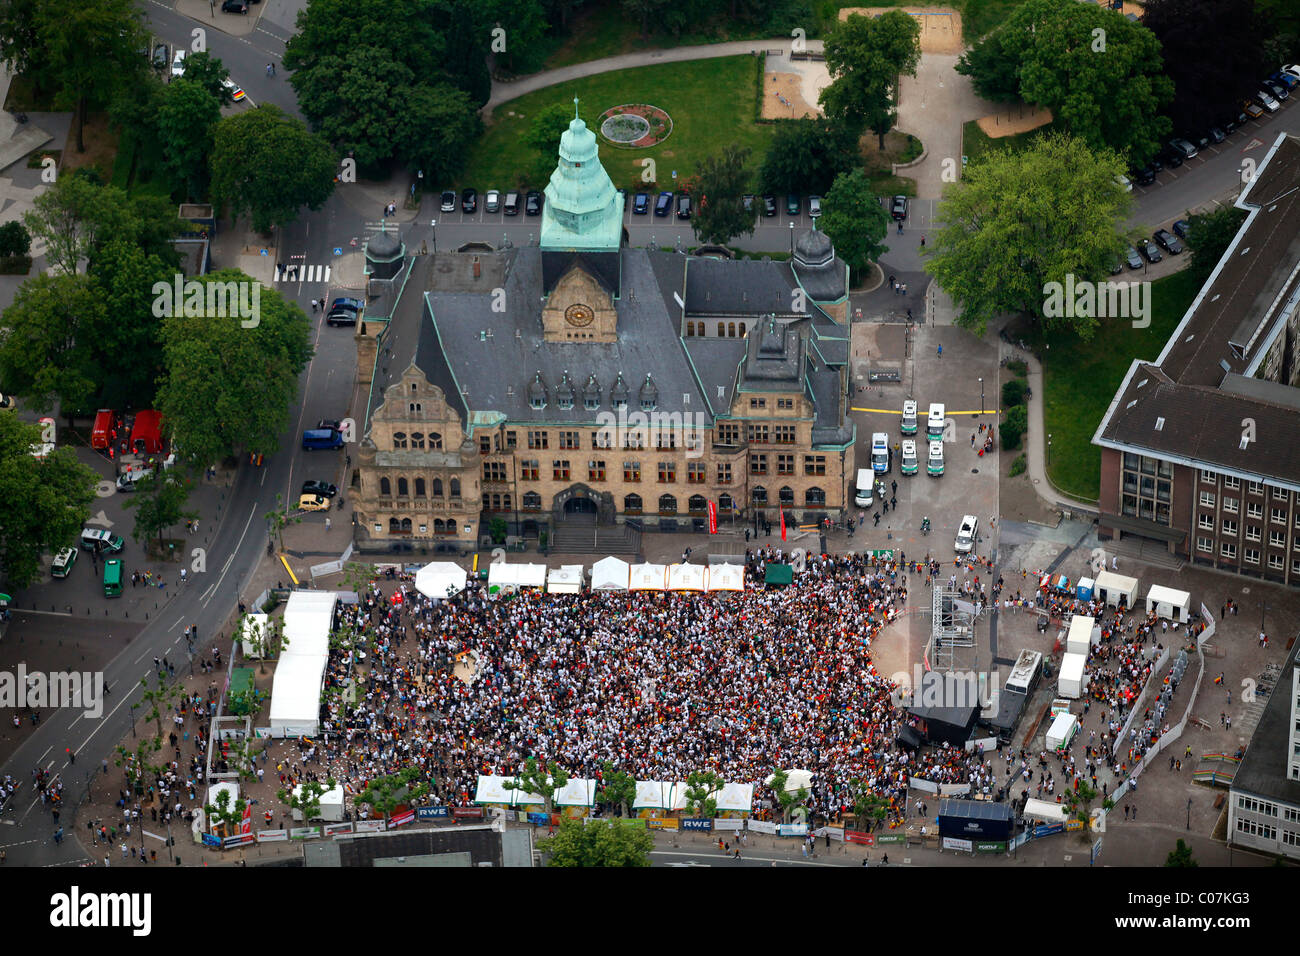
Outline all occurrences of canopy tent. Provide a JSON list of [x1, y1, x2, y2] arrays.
[[591, 556, 630, 591], [239, 612, 269, 659], [633, 780, 690, 810], [706, 563, 745, 592], [474, 775, 544, 807], [280, 590, 335, 659], [667, 563, 706, 591], [1021, 797, 1069, 824], [715, 782, 754, 813], [546, 565, 584, 594], [269, 590, 337, 735], [553, 778, 599, 808], [1094, 570, 1138, 608], [765, 769, 814, 793], [1146, 583, 1191, 623], [414, 561, 468, 600], [629, 563, 667, 591], [290, 783, 345, 822], [764, 563, 794, 587], [488, 562, 548, 594]]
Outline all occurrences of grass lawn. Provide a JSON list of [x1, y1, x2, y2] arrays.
[[962, 116, 1060, 166], [1032, 268, 1202, 501], [464, 56, 777, 193]]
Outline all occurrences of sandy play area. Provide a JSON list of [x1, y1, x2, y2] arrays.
[[762, 69, 823, 119], [977, 104, 1053, 138], [838, 6, 966, 54]]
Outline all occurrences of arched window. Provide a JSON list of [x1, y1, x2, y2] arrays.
[[450, 478, 461, 498], [523, 491, 542, 510], [410, 432, 424, 450], [624, 494, 643, 514], [429, 432, 443, 450], [779, 485, 794, 505], [717, 322, 725, 337], [433, 518, 445, 534], [688, 494, 707, 514], [658, 494, 677, 515], [751, 486, 767, 505], [397, 477, 409, 497], [392, 432, 407, 450], [380, 477, 392, 496], [389, 518, 401, 533], [728, 322, 736, 337], [719, 493, 734, 513], [401, 518, 412, 533], [412, 383, 418, 392], [408, 402, 422, 414], [805, 487, 825, 507], [686, 322, 695, 337], [415, 478, 426, 497], [433, 478, 444, 497]]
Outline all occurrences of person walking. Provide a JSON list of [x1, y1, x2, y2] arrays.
[[937, 344, 943, 358], [325, 517, 332, 532]]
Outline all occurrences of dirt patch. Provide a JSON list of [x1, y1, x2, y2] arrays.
[[838, 7, 966, 54], [977, 105, 1053, 139], [862, 128, 919, 172], [60, 113, 119, 180], [762, 71, 821, 119]]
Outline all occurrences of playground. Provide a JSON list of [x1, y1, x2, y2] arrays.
[[839, 7, 967, 54]]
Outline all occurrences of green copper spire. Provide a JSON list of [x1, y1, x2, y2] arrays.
[[540, 103, 624, 253]]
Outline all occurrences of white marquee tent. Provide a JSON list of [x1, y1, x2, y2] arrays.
[[715, 782, 754, 813], [591, 556, 630, 590], [546, 565, 584, 594], [290, 783, 345, 822], [553, 778, 599, 808], [269, 590, 337, 735], [633, 780, 690, 810], [629, 563, 667, 591], [474, 775, 544, 807], [706, 563, 745, 591], [415, 561, 468, 600], [667, 563, 706, 591], [488, 562, 548, 594]]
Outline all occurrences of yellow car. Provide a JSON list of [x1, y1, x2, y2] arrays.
[[298, 494, 330, 512]]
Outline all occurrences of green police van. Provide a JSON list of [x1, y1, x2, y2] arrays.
[[103, 559, 123, 597]]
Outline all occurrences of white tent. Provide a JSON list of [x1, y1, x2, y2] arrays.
[[487, 562, 548, 594], [269, 590, 336, 735], [1094, 570, 1138, 608], [554, 778, 599, 808], [205, 782, 239, 828], [633, 780, 672, 810], [629, 563, 667, 591], [415, 561, 467, 600], [546, 565, 584, 594], [240, 612, 269, 659], [1066, 615, 1099, 655], [290, 783, 345, 822], [591, 556, 630, 590], [1046, 711, 1079, 751], [1022, 797, 1069, 824], [474, 775, 544, 807], [280, 590, 335, 659], [1146, 584, 1191, 623], [706, 563, 745, 591], [517, 563, 547, 588], [766, 769, 814, 792], [715, 782, 754, 813], [667, 563, 706, 591]]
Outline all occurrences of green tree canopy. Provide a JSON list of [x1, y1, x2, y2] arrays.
[[819, 168, 890, 278], [758, 118, 861, 197], [121, 471, 198, 551], [689, 144, 757, 246], [210, 105, 337, 233], [1185, 205, 1248, 286], [356, 766, 429, 824], [923, 131, 1132, 338], [683, 770, 723, 818], [820, 10, 921, 146], [505, 757, 569, 816], [1165, 838, 1198, 867], [537, 817, 653, 866], [0, 272, 102, 415], [0, 413, 97, 587], [596, 761, 637, 818], [157, 77, 222, 202]]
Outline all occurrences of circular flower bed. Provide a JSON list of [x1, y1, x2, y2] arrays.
[[596, 104, 672, 149]]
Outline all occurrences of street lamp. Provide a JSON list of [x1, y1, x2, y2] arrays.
[[430, 219, 436, 255], [1047, 433, 1052, 467], [789, 221, 794, 254], [979, 377, 984, 417]]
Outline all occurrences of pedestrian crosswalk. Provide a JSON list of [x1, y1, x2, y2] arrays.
[[275, 264, 331, 283]]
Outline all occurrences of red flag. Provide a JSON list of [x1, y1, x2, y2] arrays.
[[780, 508, 787, 541], [707, 500, 717, 534], [240, 803, 252, 835]]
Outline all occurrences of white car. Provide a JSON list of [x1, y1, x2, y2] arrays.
[[484, 189, 500, 213], [221, 78, 246, 101], [954, 514, 979, 553], [1282, 64, 1300, 82], [171, 49, 186, 78]]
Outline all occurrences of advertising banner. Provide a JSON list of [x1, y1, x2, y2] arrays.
[[323, 823, 354, 836], [875, 832, 906, 845], [712, 818, 743, 832], [647, 819, 679, 830], [289, 827, 323, 841], [975, 841, 1007, 854], [388, 809, 415, 828], [748, 820, 778, 835], [528, 812, 550, 826], [681, 818, 713, 832], [257, 830, 289, 843], [777, 823, 808, 837], [453, 807, 484, 819], [942, 836, 973, 852], [416, 806, 450, 820], [844, 830, 874, 846], [1034, 823, 1065, 838]]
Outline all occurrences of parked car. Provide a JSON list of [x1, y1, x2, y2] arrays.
[[808, 195, 822, 217], [762, 194, 777, 217], [326, 296, 363, 327], [1115, 173, 1132, 192], [317, 419, 342, 433], [1129, 165, 1156, 186], [439, 190, 456, 212], [675, 193, 691, 219], [1153, 228, 1183, 254], [525, 190, 542, 215], [1172, 219, 1191, 240], [785, 194, 800, 216], [1207, 126, 1226, 144], [484, 189, 500, 213], [654, 191, 672, 216], [742, 194, 755, 213], [503, 192, 519, 215], [171, 49, 186, 77], [1263, 79, 1289, 101], [1156, 146, 1182, 169], [1168, 137, 1198, 159], [1222, 114, 1242, 134], [1282, 64, 1300, 82], [221, 79, 245, 101], [633, 192, 649, 215], [1125, 246, 1144, 270], [1139, 237, 1162, 263], [151, 43, 169, 70], [1147, 152, 1164, 173], [221, 0, 248, 12], [51, 547, 78, 578], [1273, 70, 1299, 89], [1242, 99, 1265, 119], [954, 515, 979, 554], [302, 480, 338, 499], [1254, 90, 1280, 112], [298, 494, 330, 513], [461, 187, 477, 213], [1110, 256, 1124, 275], [890, 195, 908, 220]]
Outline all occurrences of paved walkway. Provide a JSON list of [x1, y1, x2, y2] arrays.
[[895, 53, 999, 199]]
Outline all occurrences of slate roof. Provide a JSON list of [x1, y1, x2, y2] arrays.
[[1231, 639, 1300, 807]]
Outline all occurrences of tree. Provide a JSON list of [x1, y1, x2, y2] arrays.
[[596, 761, 636, 818], [521, 101, 576, 183], [394, 81, 484, 184], [999, 404, 1028, 450], [954, 27, 1020, 102], [1142, 0, 1265, 137], [819, 169, 890, 279], [504, 756, 569, 817], [1063, 779, 1099, 825], [621, 0, 669, 38], [0, 273, 101, 415], [36, 0, 146, 152], [0, 221, 31, 258], [154, 273, 313, 467], [688, 145, 756, 246], [203, 786, 249, 837], [0, 414, 96, 587], [138, 674, 183, 740], [537, 817, 653, 866], [955, 0, 1173, 163], [820, 10, 921, 147], [122, 471, 198, 552], [1164, 838, 1198, 867], [278, 776, 339, 825], [924, 132, 1131, 337], [849, 779, 890, 831], [87, 239, 171, 410], [157, 76, 222, 201], [356, 766, 429, 826], [0, 0, 46, 78], [767, 769, 810, 824], [210, 105, 337, 233], [758, 118, 861, 197], [683, 770, 723, 818], [171, 51, 235, 107], [1185, 205, 1248, 286]]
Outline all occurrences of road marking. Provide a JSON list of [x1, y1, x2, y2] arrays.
[[851, 407, 997, 415], [651, 849, 843, 867], [201, 505, 259, 608], [71, 670, 151, 756]]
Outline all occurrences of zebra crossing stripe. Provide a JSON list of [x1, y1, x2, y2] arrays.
[[274, 265, 331, 283]]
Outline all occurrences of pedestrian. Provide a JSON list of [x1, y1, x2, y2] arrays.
[[1110, 554, 1118, 570], [881, 853, 888, 865], [971, 433, 976, 448], [920, 234, 926, 247], [897, 221, 903, 235], [325, 517, 332, 532], [891, 480, 897, 495], [873, 512, 880, 527], [889, 275, 896, 290], [937, 344, 943, 358], [1226, 716, 1231, 729], [1124, 805, 1129, 820], [900, 282, 907, 296]]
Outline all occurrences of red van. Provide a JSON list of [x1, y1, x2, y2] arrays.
[[91, 409, 119, 450], [130, 410, 165, 455]]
